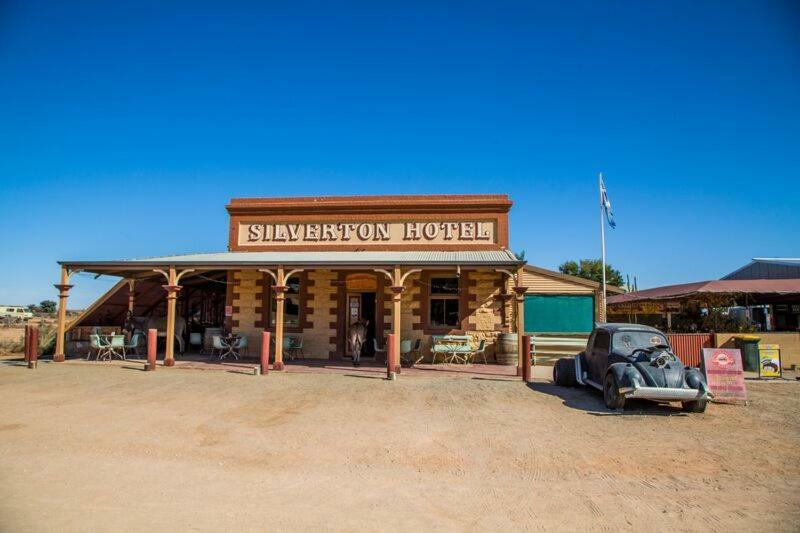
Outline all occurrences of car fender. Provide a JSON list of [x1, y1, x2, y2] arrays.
[[684, 367, 710, 394], [606, 362, 643, 390]]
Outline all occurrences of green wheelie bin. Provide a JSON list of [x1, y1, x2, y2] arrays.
[[733, 334, 761, 372]]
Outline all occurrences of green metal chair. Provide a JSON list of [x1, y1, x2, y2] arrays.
[[124, 333, 142, 358], [110, 335, 126, 360], [234, 335, 248, 357], [469, 339, 487, 364], [373, 338, 386, 362], [88, 334, 104, 360]]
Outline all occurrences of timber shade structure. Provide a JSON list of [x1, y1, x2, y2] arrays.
[[607, 279, 800, 306], [54, 194, 531, 373]]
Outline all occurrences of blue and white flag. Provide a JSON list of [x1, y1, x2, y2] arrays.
[[599, 175, 616, 229]]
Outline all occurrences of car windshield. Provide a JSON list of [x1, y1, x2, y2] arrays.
[[612, 331, 669, 356]]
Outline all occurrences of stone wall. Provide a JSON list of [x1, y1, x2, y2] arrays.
[[305, 269, 337, 358], [231, 270, 264, 355], [230, 269, 511, 362], [402, 270, 507, 361], [465, 271, 505, 360]]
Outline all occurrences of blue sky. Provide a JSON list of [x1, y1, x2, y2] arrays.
[[1, 0, 798, 308]]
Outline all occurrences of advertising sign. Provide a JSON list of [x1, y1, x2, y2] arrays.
[[608, 302, 681, 314], [758, 344, 782, 379], [702, 348, 747, 404], [225, 305, 233, 317]]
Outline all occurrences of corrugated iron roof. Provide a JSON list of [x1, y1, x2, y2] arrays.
[[722, 258, 800, 280], [608, 279, 800, 304], [751, 258, 800, 266], [60, 250, 523, 272]]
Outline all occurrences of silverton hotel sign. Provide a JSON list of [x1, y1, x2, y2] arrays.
[[239, 221, 497, 246], [227, 195, 511, 251]]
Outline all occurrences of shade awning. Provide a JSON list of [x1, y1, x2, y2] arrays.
[[608, 279, 800, 305], [59, 250, 524, 278]]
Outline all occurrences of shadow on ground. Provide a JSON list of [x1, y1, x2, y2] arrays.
[[527, 381, 688, 417]]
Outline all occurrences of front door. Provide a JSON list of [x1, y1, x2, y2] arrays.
[[345, 292, 376, 358], [345, 293, 362, 358]]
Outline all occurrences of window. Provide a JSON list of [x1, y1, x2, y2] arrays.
[[594, 330, 610, 352], [429, 276, 460, 328], [270, 276, 301, 327]]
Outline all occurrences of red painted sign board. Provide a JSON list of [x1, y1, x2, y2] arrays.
[[702, 348, 747, 404]]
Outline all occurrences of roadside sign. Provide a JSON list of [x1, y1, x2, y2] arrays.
[[702, 348, 747, 404], [758, 344, 782, 379]]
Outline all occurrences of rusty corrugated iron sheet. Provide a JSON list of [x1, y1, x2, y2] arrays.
[[667, 333, 715, 367]]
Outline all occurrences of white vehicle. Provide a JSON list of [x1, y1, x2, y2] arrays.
[[0, 306, 34, 322]]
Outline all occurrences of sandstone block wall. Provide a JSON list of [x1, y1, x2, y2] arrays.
[[466, 271, 505, 360], [231, 270, 264, 355], [304, 269, 337, 358], [231, 269, 511, 362]]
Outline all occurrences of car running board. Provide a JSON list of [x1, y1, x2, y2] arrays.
[[584, 378, 603, 391]]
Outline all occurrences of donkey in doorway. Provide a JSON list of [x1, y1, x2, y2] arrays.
[[347, 319, 369, 367]]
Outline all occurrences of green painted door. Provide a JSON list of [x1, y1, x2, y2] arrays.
[[524, 295, 595, 333]]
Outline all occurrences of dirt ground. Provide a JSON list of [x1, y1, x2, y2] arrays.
[[0, 359, 798, 532]]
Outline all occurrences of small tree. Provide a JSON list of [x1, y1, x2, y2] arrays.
[[559, 259, 624, 287], [39, 300, 57, 315]]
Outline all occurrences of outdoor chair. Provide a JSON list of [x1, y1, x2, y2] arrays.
[[189, 332, 203, 354], [290, 336, 303, 359], [110, 335, 126, 360], [211, 335, 226, 358], [233, 335, 248, 357], [373, 338, 386, 362], [88, 334, 104, 360], [409, 338, 423, 364], [284, 336, 303, 360], [124, 333, 142, 358], [282, 337, 294, 360], [399, 340, 412, 366], [469, 339, 487, 364]]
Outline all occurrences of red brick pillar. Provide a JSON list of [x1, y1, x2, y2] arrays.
[[522, 334, 532, 383], [28, 326, 39, 369], [387, 333, 397, 380], [261, 331, 271, 375], [24, 325, 31, 363], [146, 328, 157, 371]]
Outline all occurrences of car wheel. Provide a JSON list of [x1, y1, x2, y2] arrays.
[[553, 358, 577, 387], [603, 373, 625, 410], [681, 399, 707, 413]]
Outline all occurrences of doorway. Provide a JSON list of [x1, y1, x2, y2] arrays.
[[345, 291, 377, 359]]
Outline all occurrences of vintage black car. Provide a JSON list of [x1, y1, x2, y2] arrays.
[[553, 323, 712, 412]]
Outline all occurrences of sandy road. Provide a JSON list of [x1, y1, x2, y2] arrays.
[[0, 360, 798, 532]]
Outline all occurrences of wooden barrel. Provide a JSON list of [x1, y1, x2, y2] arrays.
[[495, 333, 518, 365]]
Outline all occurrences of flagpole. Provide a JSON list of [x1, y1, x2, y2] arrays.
[[599, 172, 607, 322]]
